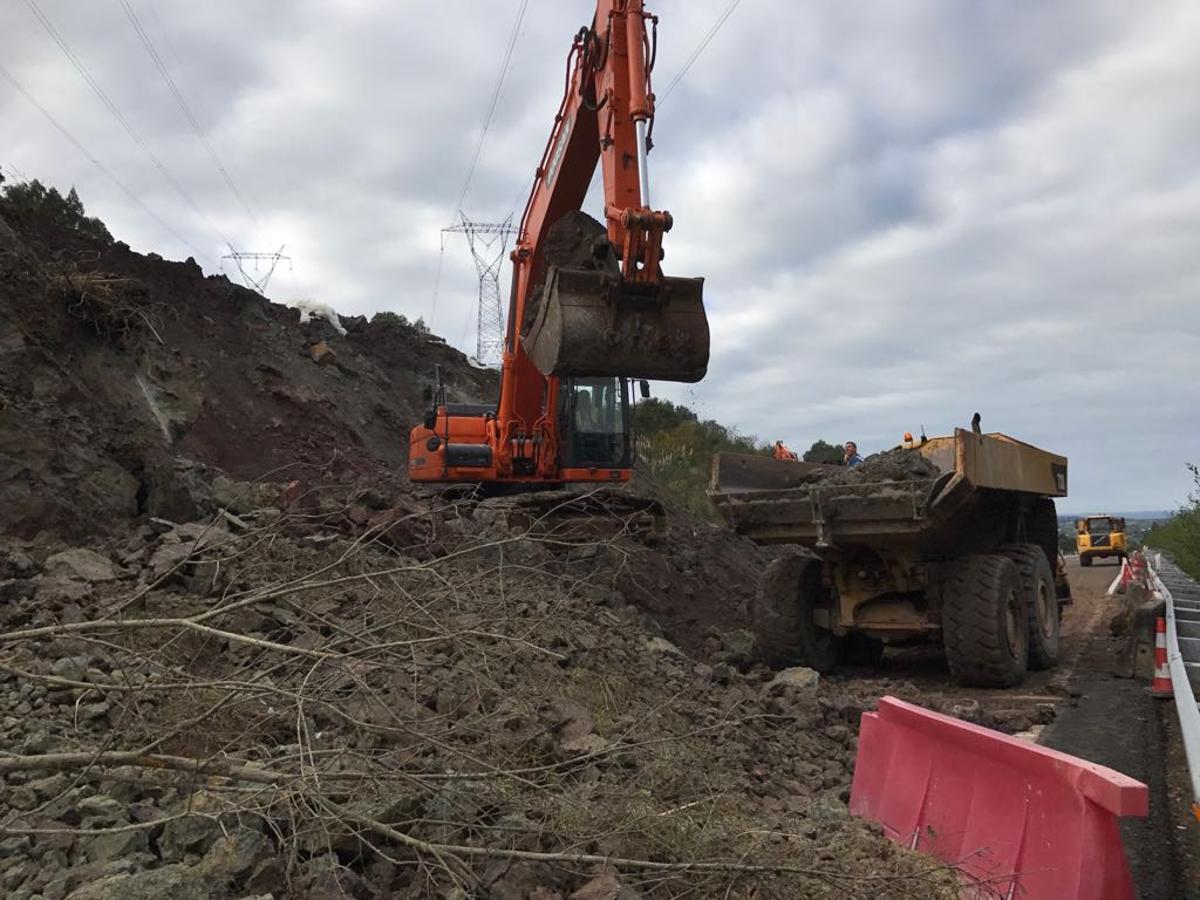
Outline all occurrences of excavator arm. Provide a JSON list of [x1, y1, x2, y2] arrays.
[[410, 0, 708, 485], [513, 1, 708, 382]]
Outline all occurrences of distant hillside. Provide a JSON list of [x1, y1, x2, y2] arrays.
[[1145, 466, 1200, 578]]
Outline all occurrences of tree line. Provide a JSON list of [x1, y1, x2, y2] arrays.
[[631, 398, 839, 518]]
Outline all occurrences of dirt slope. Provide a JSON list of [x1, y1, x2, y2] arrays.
[[0, 201, 496, 540], [0, 191, 963, 898]]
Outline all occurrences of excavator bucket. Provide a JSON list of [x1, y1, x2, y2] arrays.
[[522, 265, 709, 383]]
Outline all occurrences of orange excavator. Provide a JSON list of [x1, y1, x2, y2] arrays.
[[409, 0, 709, 486]]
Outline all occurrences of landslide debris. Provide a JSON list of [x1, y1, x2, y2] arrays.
[[0, 501, 956, 899], [0, 194, 495, 541], [0, 186, 959, 898]]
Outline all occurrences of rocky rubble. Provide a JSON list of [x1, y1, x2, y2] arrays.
[[0, 493, 958, 899]]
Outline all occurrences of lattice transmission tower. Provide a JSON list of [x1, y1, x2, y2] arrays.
[[444, 214, 518, 367], [221, 245, 291, 294]]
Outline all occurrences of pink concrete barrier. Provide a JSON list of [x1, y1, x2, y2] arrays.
[[850, 696, 1148, 900]]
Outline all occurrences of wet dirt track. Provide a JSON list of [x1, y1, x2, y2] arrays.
[[826, 557, 1114, 735]]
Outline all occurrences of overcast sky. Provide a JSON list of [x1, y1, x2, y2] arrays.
[[2, 0, 1197, 512]]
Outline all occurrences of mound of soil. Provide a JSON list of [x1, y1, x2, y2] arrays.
[[0, 493, 955, 899]]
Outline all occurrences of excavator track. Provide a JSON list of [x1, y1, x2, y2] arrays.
[[419, 484, 665, 539]]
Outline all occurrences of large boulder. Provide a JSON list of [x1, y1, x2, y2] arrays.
[[767, 667, 820, 694], [45, 549, 117, 583], [64, 864, 220, 900]]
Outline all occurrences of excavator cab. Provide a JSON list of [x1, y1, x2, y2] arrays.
[[557, 376, 632, 470]]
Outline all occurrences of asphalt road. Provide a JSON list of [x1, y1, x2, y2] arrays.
[[1041, 558, 1181, 899]]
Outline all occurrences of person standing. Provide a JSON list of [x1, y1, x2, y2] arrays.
[[844, 441, 864, 467]]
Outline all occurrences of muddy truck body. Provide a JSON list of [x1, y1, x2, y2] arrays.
[[710, 430, 1069, 687]]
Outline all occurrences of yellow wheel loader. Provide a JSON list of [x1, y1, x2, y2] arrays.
[[1076, 515, 1127, 567]]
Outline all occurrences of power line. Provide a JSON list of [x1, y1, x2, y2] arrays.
[[434, 0, 529, 329], [22, 0, 234, 252], [452, 0, 530, 215], [145, 3, 205, 118], [430, 232, 447, 330], [1, 161, 28, 182], [658, 0, 745, 105], [0, 60, 213, 266], [119, 0, 267, 243]]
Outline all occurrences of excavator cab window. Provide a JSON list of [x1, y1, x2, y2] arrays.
[[559, 377, 631, 469]]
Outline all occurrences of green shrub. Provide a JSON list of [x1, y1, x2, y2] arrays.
[[632, 398, 768, 518], [803, 439, 843, 464], [1145, 463, 1200, 579]]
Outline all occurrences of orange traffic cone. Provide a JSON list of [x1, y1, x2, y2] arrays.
[[1150, 617, 1173, 698]]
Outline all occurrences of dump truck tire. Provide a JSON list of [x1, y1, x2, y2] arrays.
[[942, 554, 1028, 687], [1002, 543, 1060, 670], [751, 554, 840, 672], [1080, 554, 1093, 568], [1026, 498, 1059, 568]]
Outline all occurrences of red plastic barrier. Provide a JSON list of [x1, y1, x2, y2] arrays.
[[850, 696, 1147, 900], [1120, 559, 1133, 591]]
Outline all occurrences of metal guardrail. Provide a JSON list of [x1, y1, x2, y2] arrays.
[[1146, 552, 1200, 817]]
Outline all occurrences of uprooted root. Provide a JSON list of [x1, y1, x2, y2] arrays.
[[49, 263, 163, 347]]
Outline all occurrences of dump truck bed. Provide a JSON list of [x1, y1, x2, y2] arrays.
[[711, 429, 1067, 548]]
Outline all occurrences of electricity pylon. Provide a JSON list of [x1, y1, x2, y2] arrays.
[[222, 245, 290, 294], [443, 214, 518, 366]]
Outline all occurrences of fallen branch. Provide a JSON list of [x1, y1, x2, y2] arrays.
[[0, 750, 279, 784]]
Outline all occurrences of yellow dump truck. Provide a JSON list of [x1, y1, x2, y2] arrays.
[[1075, 515, 1127, 567], [710, 429, 1069, 688]]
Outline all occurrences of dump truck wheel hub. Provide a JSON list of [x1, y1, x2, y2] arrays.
[[1035, 581, 1054, 637], [1004, 587, 1022, 659]]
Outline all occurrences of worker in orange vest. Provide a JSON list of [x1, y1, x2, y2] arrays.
[[773, 440, 798, 461]]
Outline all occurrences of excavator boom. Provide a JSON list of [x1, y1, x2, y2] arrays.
[[410, 0, 709, 485], [513, 1, 708, 384]]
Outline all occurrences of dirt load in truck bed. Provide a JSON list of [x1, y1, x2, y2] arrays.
[[800, 448, 942, 487]]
